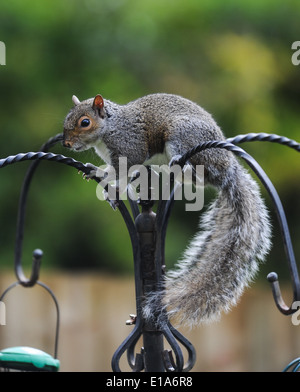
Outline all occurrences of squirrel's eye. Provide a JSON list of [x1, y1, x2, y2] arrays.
[[81, 118, 91, 127]]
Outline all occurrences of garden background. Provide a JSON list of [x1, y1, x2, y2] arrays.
[[0, 0, 299, 371]]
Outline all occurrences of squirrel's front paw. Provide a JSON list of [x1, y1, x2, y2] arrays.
[[80, 162, 98, 181], [169, 154, 183, 167]]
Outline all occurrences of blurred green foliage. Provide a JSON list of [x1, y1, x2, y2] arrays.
[[0, 0, 299, 280]]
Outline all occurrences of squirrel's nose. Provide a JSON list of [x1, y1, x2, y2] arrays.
[[63, 140, 73, 148]]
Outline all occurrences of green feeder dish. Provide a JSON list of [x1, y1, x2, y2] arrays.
[[0, 346, 60, 372]]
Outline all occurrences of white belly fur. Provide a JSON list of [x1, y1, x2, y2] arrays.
[[94, 140, 112, 165]]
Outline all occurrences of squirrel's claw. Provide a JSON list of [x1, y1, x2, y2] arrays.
[[83, 162, 98, 180], [169, 154, 183, 167]]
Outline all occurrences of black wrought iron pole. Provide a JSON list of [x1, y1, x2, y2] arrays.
[[135, 200, 165, 372]]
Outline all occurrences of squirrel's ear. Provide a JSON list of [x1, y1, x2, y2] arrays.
[[92, 94, 105, 118], [72, 95, 81, 106]]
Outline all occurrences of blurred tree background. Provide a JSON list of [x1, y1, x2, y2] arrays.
[[0, 0, 299, 282]]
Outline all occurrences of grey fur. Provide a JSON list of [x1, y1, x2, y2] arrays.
[[63, 93, 272, 327]]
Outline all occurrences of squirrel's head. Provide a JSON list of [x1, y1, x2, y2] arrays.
[[63, 94, 106, 152]]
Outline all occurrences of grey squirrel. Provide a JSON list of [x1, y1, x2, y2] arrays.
[[63, 93, 271, 327]]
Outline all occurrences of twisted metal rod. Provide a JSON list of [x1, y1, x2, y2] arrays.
[[227, 132, 300, 152], [0, 151, 91, 174]]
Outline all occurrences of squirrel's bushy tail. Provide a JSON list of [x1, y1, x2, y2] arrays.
[[143, 160, 271, 327]]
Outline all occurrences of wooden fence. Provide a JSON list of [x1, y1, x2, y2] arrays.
[[0, 270, 299, 372]]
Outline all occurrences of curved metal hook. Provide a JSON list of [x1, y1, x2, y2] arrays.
[[14, 134, 63, 287], [267, 272, 295, 315], [15, 248, 43, 288], [227, 133, 300, 315]]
